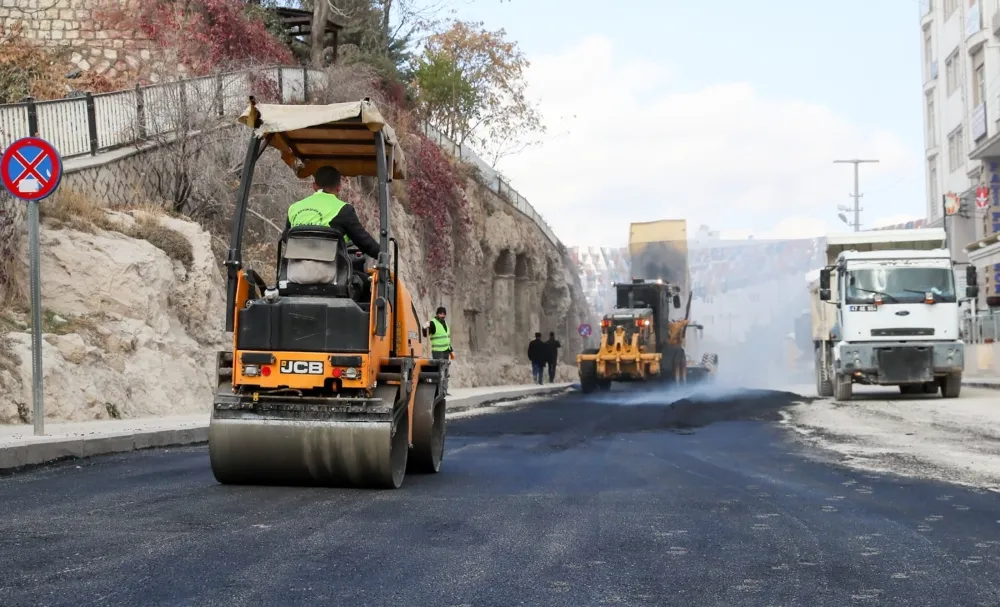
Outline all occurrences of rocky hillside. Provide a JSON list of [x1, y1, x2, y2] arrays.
[[0, 199, 226, 423]]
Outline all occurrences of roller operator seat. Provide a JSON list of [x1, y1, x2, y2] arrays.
[[278, 226, 356, 299]]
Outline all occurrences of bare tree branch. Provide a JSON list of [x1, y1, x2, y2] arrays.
[[247, 207, 283, 234]]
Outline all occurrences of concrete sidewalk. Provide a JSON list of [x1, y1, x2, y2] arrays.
[[0, 383, 573, 471]]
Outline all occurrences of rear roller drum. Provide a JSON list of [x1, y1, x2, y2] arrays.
[[208, 385, 409, 489], [408, 383, 446, 474]]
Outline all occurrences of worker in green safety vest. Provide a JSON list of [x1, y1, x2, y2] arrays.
[[283, 165, 381, 259], [424, 306, 453, 360]]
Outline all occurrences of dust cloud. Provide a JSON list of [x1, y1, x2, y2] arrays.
[[577, 234, 826, 392], [686, 237, 825, 390]]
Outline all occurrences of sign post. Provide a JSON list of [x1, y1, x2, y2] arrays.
[[1, 136, 64, 436]]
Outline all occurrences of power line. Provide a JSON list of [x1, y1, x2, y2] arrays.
[[833, 159, 879, 231]]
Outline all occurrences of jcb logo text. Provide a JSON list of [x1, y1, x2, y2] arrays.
[[280, 360, 324, 375]]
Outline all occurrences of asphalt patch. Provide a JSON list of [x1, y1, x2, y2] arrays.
[[449, 388, 812, 437]]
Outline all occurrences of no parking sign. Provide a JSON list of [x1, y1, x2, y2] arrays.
[[1, 136, 63, 201], [0, 135, 63, 437]]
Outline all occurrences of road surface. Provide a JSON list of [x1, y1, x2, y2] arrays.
[[1, 384, 999, 606]]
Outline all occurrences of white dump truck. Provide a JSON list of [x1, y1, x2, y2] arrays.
[[806, 228, 977, 400]]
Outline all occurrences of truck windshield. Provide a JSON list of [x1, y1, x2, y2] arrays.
[[845, 267, 956, 304]]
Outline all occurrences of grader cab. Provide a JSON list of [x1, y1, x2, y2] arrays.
[[576, 279, 687, 393]]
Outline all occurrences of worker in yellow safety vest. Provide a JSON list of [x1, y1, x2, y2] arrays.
[[282, 166, 381, 285], [424, 306, 454, 360]]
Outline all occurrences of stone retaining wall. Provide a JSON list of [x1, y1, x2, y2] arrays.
[[1, 0, 173, 82]]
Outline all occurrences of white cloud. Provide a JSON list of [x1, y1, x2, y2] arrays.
[[489, 36, 921, 247]]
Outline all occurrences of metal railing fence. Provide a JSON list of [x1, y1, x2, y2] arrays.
[[0, 65, 559, 246]]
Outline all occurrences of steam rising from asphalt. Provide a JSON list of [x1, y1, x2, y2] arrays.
[[591, 235, 825, 395], [584, 376, 775, 407], [684, 236, 823, 391]]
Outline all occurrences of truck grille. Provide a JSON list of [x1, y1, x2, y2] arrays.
[[871, 328, 934, 337], [876, 346, 933, 383]]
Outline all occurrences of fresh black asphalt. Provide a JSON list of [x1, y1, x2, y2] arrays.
[[1, 385, 999, 606]]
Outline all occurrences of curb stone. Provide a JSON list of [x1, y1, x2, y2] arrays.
[[0, 385, 572, 473]]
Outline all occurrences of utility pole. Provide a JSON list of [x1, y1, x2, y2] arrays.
[[834, 159, 879, 231]]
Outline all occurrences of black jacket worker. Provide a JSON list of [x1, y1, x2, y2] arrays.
[[528, 333, 546, 384], [544, 332, 561, 383]]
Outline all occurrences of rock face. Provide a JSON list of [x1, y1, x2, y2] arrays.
[[0, 211, 226, 424], [372, 173, 591, 380]]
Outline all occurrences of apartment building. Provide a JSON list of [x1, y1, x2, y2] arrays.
[[921, 0, 1000, 305]]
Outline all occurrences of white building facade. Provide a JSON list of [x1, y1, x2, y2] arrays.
[[921, 0, 1000, 308]]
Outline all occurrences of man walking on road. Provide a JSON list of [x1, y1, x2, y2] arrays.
[[528, 332, 546, 385], [545, 331, 561, 383]]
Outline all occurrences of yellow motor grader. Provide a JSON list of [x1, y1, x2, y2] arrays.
[[577, 281, 716, 393]]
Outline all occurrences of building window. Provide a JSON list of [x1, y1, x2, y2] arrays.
[[926, 91, 936, 147], [928, 157, 938, 217], [945, 0, 957, 18], [946, 48, 961, 96], [974, 57, 986, 107], [948, 127, 964, 172], [924, 26, 933, 80]]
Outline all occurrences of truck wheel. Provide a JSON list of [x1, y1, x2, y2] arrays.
[[815, 348, 833, 397], [940, 372, 962, 398], [899, 384, 922, 395], [833, 373, 852, 401], [922, 381, 939, 394]]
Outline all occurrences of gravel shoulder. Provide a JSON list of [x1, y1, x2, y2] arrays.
[[780, 385, 1000, 492]]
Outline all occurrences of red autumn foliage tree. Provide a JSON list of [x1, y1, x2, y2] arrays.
[[100, 0, 293, 76], [405, 133, 473, 292]]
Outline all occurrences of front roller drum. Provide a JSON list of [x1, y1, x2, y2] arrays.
[[208, 385, 409, 489], [578, 348, 600, 394], [408, 382, 446, 474]]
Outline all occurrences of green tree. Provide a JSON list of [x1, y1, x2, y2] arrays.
[[410, 19, 544, 166], [412, 49, 477, 134]]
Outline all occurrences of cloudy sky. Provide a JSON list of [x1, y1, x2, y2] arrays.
[[426, 0, 926, 247]]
